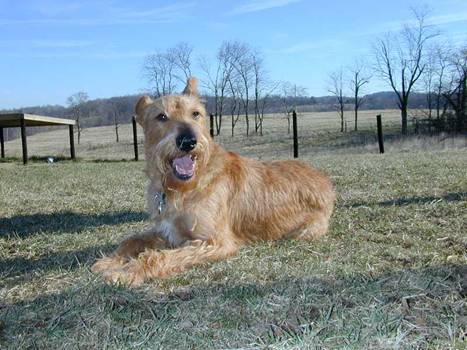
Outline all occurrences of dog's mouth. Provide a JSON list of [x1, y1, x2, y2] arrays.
[[171, 154, 197, 181]]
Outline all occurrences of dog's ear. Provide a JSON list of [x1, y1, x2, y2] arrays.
[[135, 95, 153, 124], [182, 77, 199, 97]]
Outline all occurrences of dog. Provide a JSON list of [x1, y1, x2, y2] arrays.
[[91, 77, 335, 285]]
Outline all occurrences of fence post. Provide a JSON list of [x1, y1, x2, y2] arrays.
[[69, 125, 76, 160], [292, 110, 298, 158], [376, 114, 384, 154], [0, 127, 4, 158], [132, 116, 139, 161], [209, 113, 214, 138], [20, 118, 28, 165]]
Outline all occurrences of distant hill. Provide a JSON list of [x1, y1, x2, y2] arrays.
[[0, 91, 431, 141]]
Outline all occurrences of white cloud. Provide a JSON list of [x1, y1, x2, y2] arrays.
[[378, 11, 467, 34], [231, 0, 301, 15], [0, 2, 196, 26], [1, 50, 147, 60], [426, 12, 467, 26]]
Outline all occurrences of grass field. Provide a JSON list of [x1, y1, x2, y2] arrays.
[[1, 109, 466, 349]]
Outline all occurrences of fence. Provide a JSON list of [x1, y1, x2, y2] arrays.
[[1, 110, 465, 164]]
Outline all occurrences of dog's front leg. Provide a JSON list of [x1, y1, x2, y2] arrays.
[[91, 228, 169, 275], [100, 238, 239, 285]]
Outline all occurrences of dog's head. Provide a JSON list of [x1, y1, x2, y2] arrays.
[[135, 77, 211, 191]]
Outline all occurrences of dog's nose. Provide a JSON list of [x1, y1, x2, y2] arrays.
[[176, 131, 197, 152]]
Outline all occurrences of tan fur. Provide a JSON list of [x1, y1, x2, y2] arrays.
[[92, 77, 336, 285]]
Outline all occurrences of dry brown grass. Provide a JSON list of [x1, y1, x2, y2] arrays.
[[2, 109, 402, 160], [1, 108, 466, 349]]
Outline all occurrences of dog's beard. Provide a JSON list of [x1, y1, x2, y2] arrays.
[[146, 132, 210, 187]]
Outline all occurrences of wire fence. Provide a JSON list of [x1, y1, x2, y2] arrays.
[[1, 110, 466, 164]]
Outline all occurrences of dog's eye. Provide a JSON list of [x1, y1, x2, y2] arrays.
[[156, 113, 168, 122], [192, 111, 201, 120]]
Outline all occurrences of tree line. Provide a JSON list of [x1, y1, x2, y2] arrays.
[[337, 9, 466, 135], [2, 8, 465, 142], [142, 10, 466, 137]]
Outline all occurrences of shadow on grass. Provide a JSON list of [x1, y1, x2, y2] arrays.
[[89, 158, 138, 163], [345, 191, 466, 208], [0, 156, 76, 163], [2, 264, 466, 348], [1, 242, 118, 282], [0, 156, 139, 164], [0, 210, 149, 238]]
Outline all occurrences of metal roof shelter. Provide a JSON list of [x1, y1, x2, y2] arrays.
[[0, 113, 76, 164]]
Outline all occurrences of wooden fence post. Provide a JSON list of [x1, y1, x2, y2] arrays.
[[376, 114, 384, 154], [0, 127, 4, 158], [293, 110, 298, 158], [209, 113, 214, 138], [132, 116, 139, 161], [69, 125, 76, 160], [20, 118, 27, 165]]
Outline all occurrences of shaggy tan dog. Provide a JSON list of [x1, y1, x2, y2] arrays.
[[92, 78, 335, 285]]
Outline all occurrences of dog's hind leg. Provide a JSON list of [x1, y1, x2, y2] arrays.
[[100, 238, 239, 285], [293, 210, 332, 241]]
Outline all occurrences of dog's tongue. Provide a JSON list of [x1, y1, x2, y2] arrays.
[[173, 155, 195, 176]]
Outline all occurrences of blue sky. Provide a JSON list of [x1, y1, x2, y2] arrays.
[[1, 0, 466, 108]]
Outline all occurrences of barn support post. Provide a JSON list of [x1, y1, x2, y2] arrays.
[[292, 110, 298, 158], [0, 127, 4, 158], [376, 114, 384, 154], [20, 118, 28, 165], [69, 125, 76, 160], [132, 116, 139, 161]]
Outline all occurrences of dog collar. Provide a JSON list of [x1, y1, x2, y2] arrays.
[[154, 192, 167, 214]]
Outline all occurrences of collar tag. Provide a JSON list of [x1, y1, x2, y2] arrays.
[[154, 192, 167, 214]]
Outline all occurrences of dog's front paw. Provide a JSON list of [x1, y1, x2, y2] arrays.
[[92, 258, 146, 286], [91, 256, 125, 274], [100, 261, 146, 286]]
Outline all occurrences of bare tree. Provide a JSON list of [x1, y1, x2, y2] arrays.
[[374, 9, 437, 134], [280, 82, 293, 134], [280, 82, 307, 133], [257, 81, 279, 136], [422, 46, 437, 119], [113, 107, 120, 143], [108, 100, 123, 143], [443, 47, 467, 132], [227, 73, 243, 137], [167, 42, 193, 83], [252, 49, 264, 134], [349, 61, 370, 131], [248, 48, 278, 135], [231, 42, 253, 136], [200, 41, 238, 135], [143, 52, 176, 97], [421, 43, 450, 121], [67, 91, 88, 144], [144, 43, 193, 97], [201, 41, 251, 136], [328, 69, 346, 132], [434, 46, 450, 120]]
